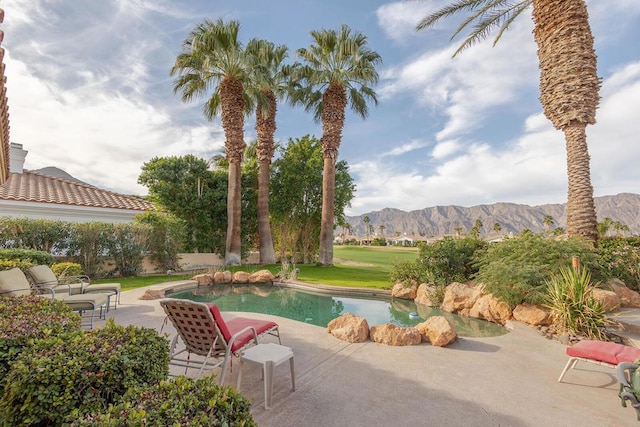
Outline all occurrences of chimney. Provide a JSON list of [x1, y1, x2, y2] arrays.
[[9, 142, 27, 173]]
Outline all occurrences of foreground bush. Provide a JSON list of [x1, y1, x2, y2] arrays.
[[473, 234, 599, 307], [597, 237, 640, 291], [545, 266, 613, 340], [0, 295, 81, 390], [0, 320, 169, 425], [51, 261, 84, 278], [0, 248, 53, 268], [74, 376, 257, 427]]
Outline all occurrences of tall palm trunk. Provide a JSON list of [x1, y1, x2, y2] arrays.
[[532, 0, 599, 242], [318, 82, 346, 266], [220, 76, 246, 265], [256, 90, 276, 264]]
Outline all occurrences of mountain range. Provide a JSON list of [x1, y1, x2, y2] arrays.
[[344, 193, 640, 239]]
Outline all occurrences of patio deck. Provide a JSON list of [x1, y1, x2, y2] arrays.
[[92, 282, 638, 427]]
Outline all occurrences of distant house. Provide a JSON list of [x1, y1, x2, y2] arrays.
[[0, 143, 155, 223], [390, 235, 414, 246]]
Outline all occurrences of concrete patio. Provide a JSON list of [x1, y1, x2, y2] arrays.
[[92, 282, 639, 427]]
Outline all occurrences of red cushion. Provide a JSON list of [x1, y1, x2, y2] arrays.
[[566, 340, 640, 365], [206, 303, 278, 353]]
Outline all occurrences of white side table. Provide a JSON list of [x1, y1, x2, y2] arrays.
[[237, 343, 295, 409]]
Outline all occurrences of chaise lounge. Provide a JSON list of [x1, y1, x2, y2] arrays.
[[0, 267, 109, 329]]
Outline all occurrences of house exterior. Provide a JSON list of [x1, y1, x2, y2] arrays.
[[0, 9, 11, 184], [0, 143, 155, 223]]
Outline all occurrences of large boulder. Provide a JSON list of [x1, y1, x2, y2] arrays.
[[213, 271, 233, 284], [248, 269, 275, 284], [192, 273, 214, 286], [512, 304, 551, 326], [607, 279, 640, 308], [391, 283, 418, 300], [232, 271, 251, 283], [327, 313, 370, 343], [415, 316, 457, 347], [591, 288, 621, 312], [441, 282, 483, 314], [469, 294, 512, 325], [370, 324, 422, 346], [415, 283, 439, 307]]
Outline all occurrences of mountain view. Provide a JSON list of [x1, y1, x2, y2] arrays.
[[345, 193, 640, 239]]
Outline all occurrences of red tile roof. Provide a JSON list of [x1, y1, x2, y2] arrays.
[[0, 170, 155, 211]]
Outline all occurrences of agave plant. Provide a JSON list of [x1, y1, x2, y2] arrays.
[[544, 265, 613, 340]]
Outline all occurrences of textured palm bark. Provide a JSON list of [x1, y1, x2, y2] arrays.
[[564, 123, 598, 241], [319, 83, 347, 266], [532, 0, 599, 242], [255, 91, 277, 264], [220, 76, 245, 265]]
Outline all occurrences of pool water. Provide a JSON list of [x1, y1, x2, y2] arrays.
[[169, 284, 508, 338]]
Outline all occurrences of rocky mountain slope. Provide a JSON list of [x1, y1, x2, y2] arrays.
[[344, 193, 640, 238]]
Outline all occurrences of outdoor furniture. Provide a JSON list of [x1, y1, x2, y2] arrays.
[[617, 362, 640, 421], [160, 299, 280, 383], [237, 343, 295, 410], [27, 265, 121, 310], [0, 267, 108, 329], [558, 340, 640, 382]]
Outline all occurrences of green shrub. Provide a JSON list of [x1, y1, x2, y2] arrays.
[[51, 262, 84, 278], [418, 237, 486, 285], [0, 295, 81, 390], [0, 248, 54, 265], [73, 376, 257, 426], [473, 234, 599, 307], [390, 260, 429, 286], [544, 266, 613, 340], [597, 237, 640, 290], [0, 319, 170, 425], [0, 258, 34, 272]]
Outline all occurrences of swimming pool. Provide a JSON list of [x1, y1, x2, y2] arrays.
[[168, 284, 508, 338]]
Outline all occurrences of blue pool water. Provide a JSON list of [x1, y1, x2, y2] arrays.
[[169, 284, 508, 338]]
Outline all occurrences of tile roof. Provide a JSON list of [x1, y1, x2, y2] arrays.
[[0, 170, 155, 211]]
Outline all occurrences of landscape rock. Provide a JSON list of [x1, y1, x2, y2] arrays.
[[441, 282, 483, 313], [391, 283, 418, 300], [607, 279, 640, 308], [512, 304, 551, 326], [327, 313, 370, 343], [370, 323, 422, 346], [469, 294, 512, 325], [415, 283, 439, 307], [415, 316, 457, 347], [591, 288, 621, 312], [248, 269, 275, 284], [214, 271, 233, 284], [192, 273, 214, 286], [232, 271, 250, 283]]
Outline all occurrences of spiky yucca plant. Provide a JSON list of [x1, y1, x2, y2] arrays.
[[544, 265, 613, 340]]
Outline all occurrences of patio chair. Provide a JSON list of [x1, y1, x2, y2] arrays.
[[617, 362, 640, 421], [160, 298, 280, 383], [27, 265, 121, 310], [0, 267, 108, 329]]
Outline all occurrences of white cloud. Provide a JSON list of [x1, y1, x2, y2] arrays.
[[376, 1, 436, 42], [431, 139, 461, 159], [381, 139, 429, 157]]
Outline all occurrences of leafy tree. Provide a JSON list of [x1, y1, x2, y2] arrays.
[[138, 155, 224, 253], [245, 38, 292, 265], [292, 25, 380, 265], [270, 135, 355, 263], [66, 222, 112, 278], [417, 0, 600, 242], [134, 212, 185, 271], [171, 19, 254, 265]]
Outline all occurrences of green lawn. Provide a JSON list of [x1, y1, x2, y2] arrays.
[[94, 245, 419, 291]]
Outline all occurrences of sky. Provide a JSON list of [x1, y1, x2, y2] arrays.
[[1, 0, 639, 216]]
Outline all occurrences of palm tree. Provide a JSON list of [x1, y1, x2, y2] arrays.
[[293, 25, 381, 265], [363, 215, 371, 244], [245, 39, 291, 264], [493, 222, 502, 235], [417, 0, 600, 243], [543, 214, 555, 232], [171, 19, 252, 265]]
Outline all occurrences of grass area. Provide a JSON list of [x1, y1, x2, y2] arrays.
[[93, 245, 419, 291]]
